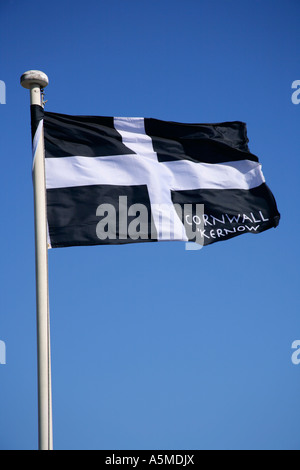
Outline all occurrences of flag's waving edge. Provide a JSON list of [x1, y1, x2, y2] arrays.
[[30, 105, 280, 249]]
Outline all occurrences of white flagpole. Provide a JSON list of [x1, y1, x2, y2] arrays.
[[20, 70, 53, 450]]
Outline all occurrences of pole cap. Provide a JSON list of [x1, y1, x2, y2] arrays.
[[20, 70, 49, 89]]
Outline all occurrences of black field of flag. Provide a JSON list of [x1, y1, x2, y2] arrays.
[[31, 105, 280, 249]]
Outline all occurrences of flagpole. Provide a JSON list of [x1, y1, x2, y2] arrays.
[[20, 70, 53, 451]]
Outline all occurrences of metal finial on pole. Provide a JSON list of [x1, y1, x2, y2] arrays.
[[20, 70, 49, 89], [21, 70, 53, 450]]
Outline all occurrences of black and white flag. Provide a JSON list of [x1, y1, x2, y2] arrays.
[[31, 105, 280, 249]]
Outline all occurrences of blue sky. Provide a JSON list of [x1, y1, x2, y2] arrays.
[[0, 0, 300, 450]]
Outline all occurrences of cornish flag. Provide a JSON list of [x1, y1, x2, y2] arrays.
[[31, 105, 280, 249]]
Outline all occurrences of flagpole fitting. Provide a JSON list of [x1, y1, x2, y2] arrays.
[[20, 70, 49, 89]]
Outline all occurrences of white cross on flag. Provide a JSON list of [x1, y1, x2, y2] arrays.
[[31, 105, 280, 249]]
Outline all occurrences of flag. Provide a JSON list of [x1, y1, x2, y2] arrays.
[[31, 105, 280, 249]]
